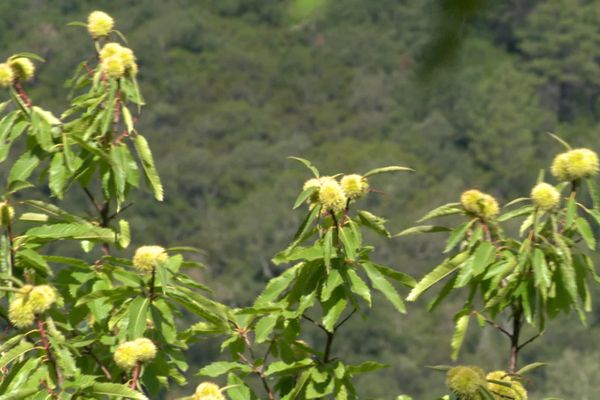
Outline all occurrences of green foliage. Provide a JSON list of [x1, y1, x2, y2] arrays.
[[2, 1, 600, 398], [0, 12, 229, 398], [407, 136, 600, 396], [200, 165, 413, 399]]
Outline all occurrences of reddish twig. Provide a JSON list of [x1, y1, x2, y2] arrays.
[[130, 362, 141, 389]]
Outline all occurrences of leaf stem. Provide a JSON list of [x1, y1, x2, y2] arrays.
[[130, 362, 141, 389], [37, 318, 63, 388]]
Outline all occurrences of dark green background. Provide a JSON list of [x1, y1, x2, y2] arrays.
[[2, 0, 600, 398]]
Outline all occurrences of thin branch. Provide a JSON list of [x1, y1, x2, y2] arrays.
[[130, 362, 140, 389], [334, 309, 356, 331], [302, 314, 328, 333], [82, 187, 102, 215], [14, 81, 32, 108], [476, 312, 512, 338], [85, 346, 112, 380], [239, 344, 275, 400], [518, 332, 542, 351], [107, 202, 135, 221]]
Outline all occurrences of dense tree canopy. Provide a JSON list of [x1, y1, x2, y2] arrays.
[[1, 1, 600, 398]]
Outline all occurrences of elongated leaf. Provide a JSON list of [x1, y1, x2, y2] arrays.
[[0, 389, 38, 400], [547, 132, 571, 150], [88, 383, 148, 400], [226, 373, 258, 400], [363, 166, 414, 177], [369, 263, 415, 288], [133, 134, 163, 201], [265, 359, 314, 376], [407, 252, 468, 301], [339, 226, 357, 260], [255, 264, 302, 306], [587, 179, 600, 209], [346, 269, 371, 306], [8, 151, 39, 187], [323, 229, 333, 270], [575, 217, 595, 250], [565, 196, 576, 228], [444, 220, 475, 253], [322, 268, 344, 302], [128, 297, 150, 339], [199, 361, 251, 378], [322, 291, 348, 332], [48, 153, 67, 199], [118, 219, 131, 249], [471, 241, 496, 276], [362, 261, 405, 313], [451, 311, 470, 360], [497, 206, 534, 222], [395, 225, 450, 236], [532, 248, 551, 289], [288, 156, 319, 177], [293, 187, 317, 209], [357, 210, 391, 237], [516, 362, 548, 375], [417, 202, 462, 222], [255, 314, 278, 343], [0, 342, 35, 369], [25, 223, 115, 242], [346, 361, 388, 375], [122, 105, 134, 133]]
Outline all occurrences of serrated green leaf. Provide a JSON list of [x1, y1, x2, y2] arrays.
[[417, 202, 462, 222], [369, 263, 415, 288], [8, 151, 40, 187], [532, 248, 551, 289], [565, 196, 577, 228], [0, 342, 35, 369], [444, 219, 476, 253], [362, 261, 405, 313], [87, 383, 148, 400], [133, 134, 163, 201], [451, 311, 470, 360], [357, 210, 391, 237], [575, 217, 595, 250], [338, 226, 357, 260], [586, 179, 600, 209], [25, 223, 115, 242], [407, 252, 468, 301], [346, 269, 371, 306]]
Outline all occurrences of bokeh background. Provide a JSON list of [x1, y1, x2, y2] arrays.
[[2, 0, 600, 398]]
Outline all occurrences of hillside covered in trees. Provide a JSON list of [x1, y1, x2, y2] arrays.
[[2, 0, 600, 398]]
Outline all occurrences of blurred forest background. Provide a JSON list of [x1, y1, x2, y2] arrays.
[[2, 0, 600, 398]]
